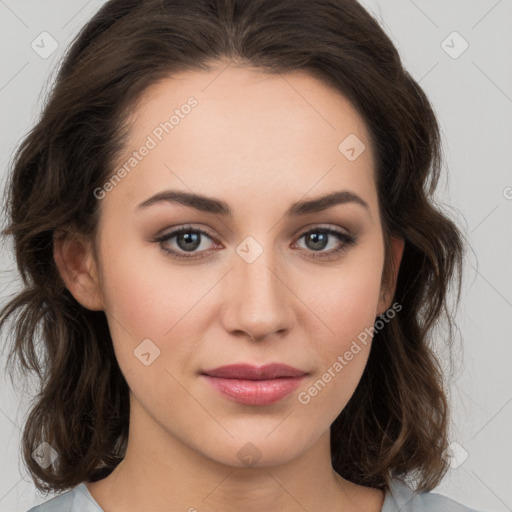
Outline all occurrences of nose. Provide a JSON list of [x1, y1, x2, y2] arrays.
[[220, 246, 294, 343]]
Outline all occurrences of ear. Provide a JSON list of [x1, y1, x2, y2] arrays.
[[377, 236, 405, 316], [53, 231, 105, 311]]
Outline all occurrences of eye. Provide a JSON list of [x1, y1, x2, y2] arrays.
[[155, 225, 218, 260], [293, 227, 357, 260], [154, 225, 357, 261]]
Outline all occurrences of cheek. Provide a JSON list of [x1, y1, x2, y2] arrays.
[[301, 248, 384, 404], [320, 283, 379, 363], [310, 249, 384, 346], [97, 217, 385, 371], [97, 228, 191, 333], [328, 273, 381, 341], [299, 280, 381, 417], [96, 229, 216, 376]]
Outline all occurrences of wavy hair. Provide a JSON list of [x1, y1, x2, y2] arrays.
[[1, 0, 464, 494]]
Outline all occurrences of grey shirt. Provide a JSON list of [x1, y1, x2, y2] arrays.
[[27, 479, 481, 512]]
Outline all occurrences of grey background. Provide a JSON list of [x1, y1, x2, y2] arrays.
[[1, 1, 511, 511]]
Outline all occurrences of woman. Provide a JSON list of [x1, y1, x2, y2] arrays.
[[0, 0, 481, 510]]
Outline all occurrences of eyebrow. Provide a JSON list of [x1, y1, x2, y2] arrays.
[[136, 189, 369, 216]]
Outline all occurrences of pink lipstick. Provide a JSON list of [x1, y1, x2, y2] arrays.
[[200, 363, 307, 405]]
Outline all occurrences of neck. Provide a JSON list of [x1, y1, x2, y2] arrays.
[[86, 394, 385, 512]]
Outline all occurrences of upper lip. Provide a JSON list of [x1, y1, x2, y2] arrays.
[[201, 363, 307, 380]]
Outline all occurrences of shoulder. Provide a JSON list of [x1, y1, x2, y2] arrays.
[[382, 479, 483, 512], [26, 483, 102, 512]]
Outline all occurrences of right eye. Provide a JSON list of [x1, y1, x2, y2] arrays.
[[155, 225, 219, 260]]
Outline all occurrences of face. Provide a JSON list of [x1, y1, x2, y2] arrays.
[[65, 63, 402, 469]]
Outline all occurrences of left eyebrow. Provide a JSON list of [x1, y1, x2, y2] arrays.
[[136, 189, 369, 216], [287, 190, 369, 216]]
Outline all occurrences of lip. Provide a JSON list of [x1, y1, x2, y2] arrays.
[[200, 364, 308, 406], [201, 363, 307, 380]]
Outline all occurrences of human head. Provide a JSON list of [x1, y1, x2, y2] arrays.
[[1, 0, 463, 494]]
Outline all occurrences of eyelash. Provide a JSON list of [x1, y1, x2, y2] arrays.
[[155, 225, 357, 261]]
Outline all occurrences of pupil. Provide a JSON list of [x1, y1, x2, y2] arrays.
[[174, 231, 329, 253], [307, 232, 327, 251], [178, 232, 201, 251]]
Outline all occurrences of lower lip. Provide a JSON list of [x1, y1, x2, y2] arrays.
[[201, 375, 306, 405]]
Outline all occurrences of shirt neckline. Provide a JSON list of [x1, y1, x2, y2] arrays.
[[77, 481, 396, 511]]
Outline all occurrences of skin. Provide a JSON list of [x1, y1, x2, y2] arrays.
[[54, 60, 404, 512]]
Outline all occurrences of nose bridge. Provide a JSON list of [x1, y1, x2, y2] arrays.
[[223, 237, 292, 340]]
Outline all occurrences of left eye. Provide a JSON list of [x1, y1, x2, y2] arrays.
[[293, 228, 357, 260], [155, 226, 356, 260]]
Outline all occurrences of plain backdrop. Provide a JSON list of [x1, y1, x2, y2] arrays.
[[1, 1, 511, 511]]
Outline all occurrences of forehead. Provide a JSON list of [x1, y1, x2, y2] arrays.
[[130, 63, 372, 153], [105, 64, 377, 216]]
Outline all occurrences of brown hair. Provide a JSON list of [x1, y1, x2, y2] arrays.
[[1, 0, 464, 495]]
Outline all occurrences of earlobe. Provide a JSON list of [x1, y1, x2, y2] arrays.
[[377, 236, 405, 316], [53, 231, 104, 311]]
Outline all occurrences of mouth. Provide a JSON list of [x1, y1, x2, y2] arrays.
[[200, 363, 308, 380], [199, 363, 308, 405]]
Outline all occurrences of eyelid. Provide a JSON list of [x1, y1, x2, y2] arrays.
[[155, 225, 220, 248], [154, 224, 220, 260], [155, 223, 216, 239], [292, 226, 357, 259], [154, 223, 357, 260], [292, 222, 352, 238]]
